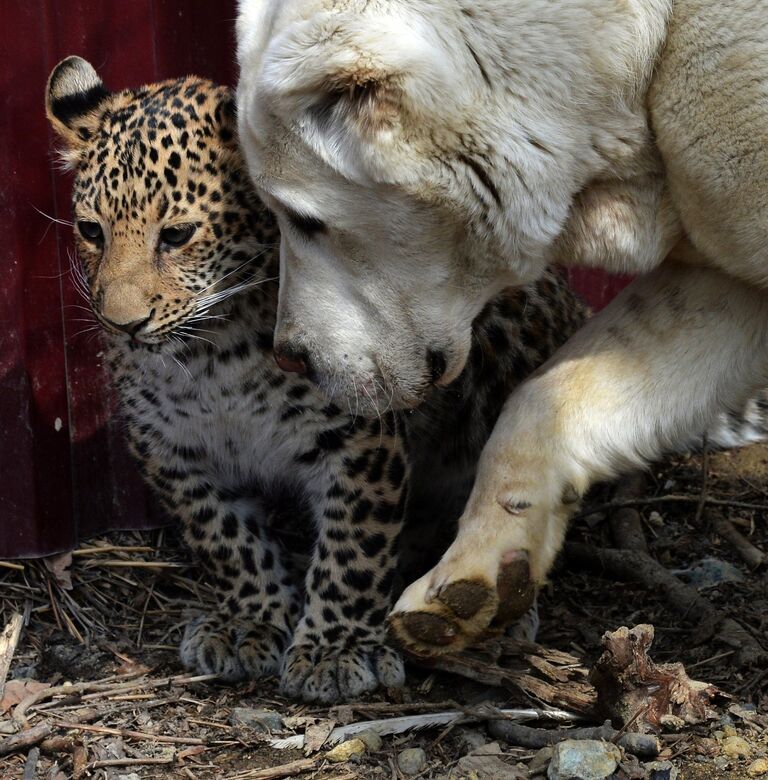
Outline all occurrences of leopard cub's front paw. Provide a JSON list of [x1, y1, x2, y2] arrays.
[[180, 614, 289, 682], [280, 630, 405, 703]]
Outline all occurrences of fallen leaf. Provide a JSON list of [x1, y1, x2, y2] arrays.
[[43, 552, 74, 591], [178, 745, 208, 762], [304, 719, 335, 754], [116, 660, 152, 676], [0, 679, 51, 713]]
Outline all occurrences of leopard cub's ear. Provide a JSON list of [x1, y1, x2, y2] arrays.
[[46, 56, 110, 152]]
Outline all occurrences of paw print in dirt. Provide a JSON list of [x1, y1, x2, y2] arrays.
[[280, 625, 405, 703], [180, 614, 289, 681]]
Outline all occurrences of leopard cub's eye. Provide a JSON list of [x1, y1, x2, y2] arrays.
[[77, 220, 103, 242], [160, 224, 196, 248]]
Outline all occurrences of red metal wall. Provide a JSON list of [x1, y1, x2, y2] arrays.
[[0, 0, 240, 558], [0, 1, 629, 558]]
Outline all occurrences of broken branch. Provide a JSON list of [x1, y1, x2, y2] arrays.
[[564, 543, 766, 665], [487, 718, 660, 758]]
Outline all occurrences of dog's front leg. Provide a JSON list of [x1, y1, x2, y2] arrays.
[[390, 254, 768, 655]]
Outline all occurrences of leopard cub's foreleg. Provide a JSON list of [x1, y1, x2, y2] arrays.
[[281, 416, 409, 703], [143, 457, 300, 681]]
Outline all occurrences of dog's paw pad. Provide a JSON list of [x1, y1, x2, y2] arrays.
[[396, 612, 459, 649], [494, 551, 536, 624], [437, 579, 494, 619]]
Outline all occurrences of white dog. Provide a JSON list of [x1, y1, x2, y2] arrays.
[[236, 0, 768, 655]]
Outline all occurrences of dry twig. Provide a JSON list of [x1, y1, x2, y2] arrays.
[[86, 756, 176, 770], [0, 612, 23, 700], [13, 671, 217, 725], [225, 757, 318, 779], [694, 435, 710, 528], [54, 721, 207, 745], [21, 746, 39, 780], [712, 511, 766, 568], [574, 494, 768, 517]]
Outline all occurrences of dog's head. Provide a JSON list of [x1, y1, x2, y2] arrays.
[[236, 1, 609, 411]]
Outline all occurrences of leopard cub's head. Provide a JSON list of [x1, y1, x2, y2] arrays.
[[46, 56, 277, 344]]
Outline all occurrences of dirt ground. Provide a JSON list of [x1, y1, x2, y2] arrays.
[[1, 443, 766, 779]]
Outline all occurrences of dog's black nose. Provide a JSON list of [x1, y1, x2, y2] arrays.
[[274, 344, 310, 376], [427, 348, 448, 383]]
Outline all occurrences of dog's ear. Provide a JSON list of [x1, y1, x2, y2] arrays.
[[260, 13, 451, 182], [46, 56, 110, 153]]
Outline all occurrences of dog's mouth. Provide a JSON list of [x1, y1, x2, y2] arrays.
[[309, 345, 468, 417]]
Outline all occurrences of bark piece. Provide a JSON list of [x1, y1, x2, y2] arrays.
[[410, 637, 597, 715], [590, 624, 724, 732]]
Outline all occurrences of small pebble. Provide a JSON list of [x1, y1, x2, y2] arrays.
[[646, 760, 679, 780], [325, 739, 366, 763], [357, 729, 382, 752], [457, 727, 488, 754], [547, 740, 621, 780], [748, 758, 768, 777], [722, 735, 752, 759], [648, 510, 665, 527], [722, 724, 737, 738], [714, 755, 731, 772], [451, 753, 526, 779], [469, 741, 501, 756], [529, 746, 553, 775], [229, 707, 283, 732], [398, 747, 428, 775]]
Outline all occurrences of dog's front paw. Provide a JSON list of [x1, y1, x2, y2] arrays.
[[181, 615, 289, 681], [280, 633, 404, 703], [388, 482, 575, 657], [388, 544, 535, 657]]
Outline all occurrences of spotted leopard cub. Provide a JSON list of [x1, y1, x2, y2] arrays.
[[46, 57, 586, 702]]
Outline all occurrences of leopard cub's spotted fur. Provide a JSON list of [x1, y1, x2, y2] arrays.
[[46, 57, 586, 702]]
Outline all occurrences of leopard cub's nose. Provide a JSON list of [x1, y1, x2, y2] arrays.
[[102, 313, 153, 337]]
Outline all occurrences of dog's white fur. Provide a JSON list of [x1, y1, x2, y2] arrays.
[[237, 0, 768, 651]]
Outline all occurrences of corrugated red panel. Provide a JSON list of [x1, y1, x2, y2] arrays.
[[0, 1, 630, 558], [0, 0, 239, 558]]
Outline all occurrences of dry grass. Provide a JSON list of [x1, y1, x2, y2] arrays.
[[1, 446, 767, 778]]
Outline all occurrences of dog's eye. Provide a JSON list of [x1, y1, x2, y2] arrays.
[[286, 210, 326, 237], [160, 224, 196, 247], [77, 220, 103, 242]]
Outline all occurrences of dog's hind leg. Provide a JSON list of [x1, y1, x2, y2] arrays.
[[389, 253, 768, 655]]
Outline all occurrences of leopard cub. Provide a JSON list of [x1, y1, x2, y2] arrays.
[[46, 57, 586, 702]]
